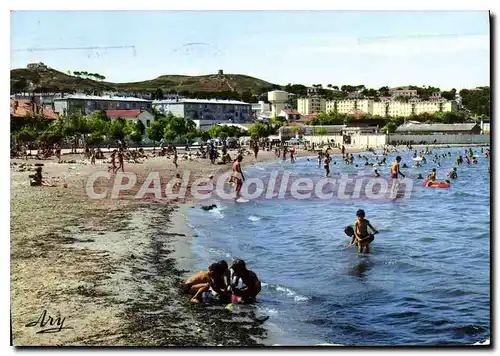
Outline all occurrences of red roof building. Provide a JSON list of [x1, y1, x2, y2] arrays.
[[10, 99, 58, 120]]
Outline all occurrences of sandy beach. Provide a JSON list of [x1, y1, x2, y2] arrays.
[[10, 146, 316, 346]]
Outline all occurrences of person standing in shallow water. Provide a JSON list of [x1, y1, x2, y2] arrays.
[[390, 156, 405, 179], [324, 153, 330, 177], [229, 155, 245, 200]]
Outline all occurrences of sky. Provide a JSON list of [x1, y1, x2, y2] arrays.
[[10, 10, 490, 90]]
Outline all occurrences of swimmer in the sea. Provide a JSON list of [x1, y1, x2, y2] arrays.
[[447, 167, 457, 179]]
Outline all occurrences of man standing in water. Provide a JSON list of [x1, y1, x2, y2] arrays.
[[229, 155, 245, 200], [324, 153, 330, 177], [390, 156, 405, 199], [390, 156, 405, 179]]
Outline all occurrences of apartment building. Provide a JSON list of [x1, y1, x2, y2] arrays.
[[373, 102, 388, 117], [153, 98, 252, 130], [388, 102, 414, 117], [326, 99, 373, 115], [326, 99, 458, 117], [297, 97, 326, 115], [53, 94, 152, 116]]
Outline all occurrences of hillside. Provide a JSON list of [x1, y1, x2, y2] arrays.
[[10, 64, 278, 96]]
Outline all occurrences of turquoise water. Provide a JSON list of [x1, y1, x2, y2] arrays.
[[187, 146, 490, 345]]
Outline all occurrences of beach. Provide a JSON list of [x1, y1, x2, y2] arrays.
[[10, 147, 313, 346]]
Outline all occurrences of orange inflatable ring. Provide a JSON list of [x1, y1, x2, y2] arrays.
[[424, 180, 450, 188]]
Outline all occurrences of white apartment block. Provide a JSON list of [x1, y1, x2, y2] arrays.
[[327, 99, 458, 117], [357, 100, 373, 114], [373, 102, 388, 117], [414, 100, 458, 115], [388, 102, 414, 117], [326, 99, 373, 115], [297, 97, 326, 115]]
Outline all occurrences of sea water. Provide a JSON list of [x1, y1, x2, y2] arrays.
[[187, 146, 490, 345]]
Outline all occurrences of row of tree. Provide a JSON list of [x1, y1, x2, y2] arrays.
[[70, 71, 106, 81], [151, 87, 268, 103], [12, 110, 276, 148]]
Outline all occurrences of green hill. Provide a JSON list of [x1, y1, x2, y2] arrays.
[[10, 64, 278, 96]]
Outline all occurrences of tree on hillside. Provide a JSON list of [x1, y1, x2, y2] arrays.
[[378, 86, 390, 96], [441, 88, 457, 101], [284, 84, 308, 97], [362, 88, 378, 97], [459, 87, 490, 117], [341, 85, 357, 93]]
